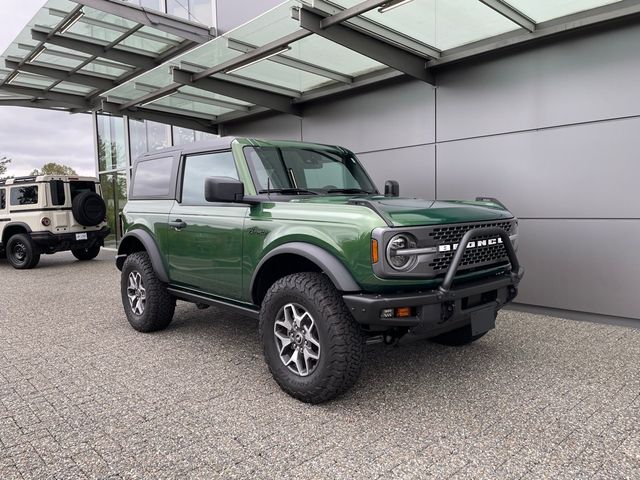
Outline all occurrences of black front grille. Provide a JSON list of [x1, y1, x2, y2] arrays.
[[428, 220, 514, 273], [429, 220, 513, 244]]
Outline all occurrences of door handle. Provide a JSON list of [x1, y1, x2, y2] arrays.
[[168, 219, 187, 230]]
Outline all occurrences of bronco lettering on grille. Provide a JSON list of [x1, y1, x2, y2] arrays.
[[438, 237, 503, 253]]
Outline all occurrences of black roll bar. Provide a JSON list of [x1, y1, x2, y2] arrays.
[[438, 227, 522, 294]]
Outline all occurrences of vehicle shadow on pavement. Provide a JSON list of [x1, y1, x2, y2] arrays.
[[165, 302, 518, 407]]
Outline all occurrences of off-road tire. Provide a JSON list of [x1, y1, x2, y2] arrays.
[[259, 272, 365, 403], [72, 245, 101, 261], [72, 191, 107, 227], [6, 234, 40, 269], [121, 251, 175, 332], [430, 321, 493, 346]]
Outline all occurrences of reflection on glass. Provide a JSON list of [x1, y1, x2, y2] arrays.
[[146, 121, 172, 151], [97, 114, 126, 171], [182, 152, 238, 205], [173, 126, 196, 145], [129, 118, 147, 163], [195, 130, 218, 142], [166, 0, 213, 25], [99, 171, 128, 247], [189, 0, 213, 26], [129, 119, 172, 160]]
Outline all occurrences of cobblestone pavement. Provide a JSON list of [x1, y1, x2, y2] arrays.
[[0, 251, 639, 479]]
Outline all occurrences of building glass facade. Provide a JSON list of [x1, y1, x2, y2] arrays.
[[95, 0, 218, 246], [95, 113, 217, 246], [130, 0, 214, 26]]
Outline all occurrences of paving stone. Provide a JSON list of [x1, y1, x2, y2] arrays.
[[0, 251, 639, 478]]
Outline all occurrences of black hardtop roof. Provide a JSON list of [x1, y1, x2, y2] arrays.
[[137, 137, 350, 162]]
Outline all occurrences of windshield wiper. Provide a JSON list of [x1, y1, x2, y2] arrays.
[[327, 188, 373, 194], [259, 188, 319, 195]]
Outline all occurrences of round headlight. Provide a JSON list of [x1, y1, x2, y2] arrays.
[[386, 233, 418, 271]]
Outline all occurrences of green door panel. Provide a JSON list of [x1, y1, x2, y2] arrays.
[[167, 203, 248, 299]]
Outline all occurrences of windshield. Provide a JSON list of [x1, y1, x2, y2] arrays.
[[244, 146, 377, 195]]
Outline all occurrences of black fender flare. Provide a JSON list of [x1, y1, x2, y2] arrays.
[[116, 229, 169, 283], [1, 222, 33, 244], [250, 242, 361, 299]]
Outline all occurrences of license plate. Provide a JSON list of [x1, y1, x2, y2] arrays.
[[470, 307, 496, 336], [75, 233, 88, 241]]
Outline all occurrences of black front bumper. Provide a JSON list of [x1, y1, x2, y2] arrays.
[[30, 226, 110, 252], [343, 226, 524, 338], [343, 268, 522, 331]]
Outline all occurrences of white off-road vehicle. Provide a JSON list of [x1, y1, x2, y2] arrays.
[[0, 175, 110, 269]]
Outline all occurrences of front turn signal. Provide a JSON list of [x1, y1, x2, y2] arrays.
[[371, 239, 379, 264]]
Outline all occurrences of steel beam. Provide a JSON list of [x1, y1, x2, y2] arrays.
[[297, 7, 433, 84], [173, 68, 300, 116], [143, 104, 218, 121], [135, 82, 250, 111], [48, 7, 181, 46], [118, 84, 179, 110], [479, 0, 536, 32], [319, 0, 387, 28], [0, 84, 89, 108], [226, 38, 352, 83], [433, 0, 640, 68], [4, 59, 115, 90], [72, 0, 214, 43], [0, 98, 77, 110], [17, 43, 135, 71], [190, 30, 311, 82], [180, 60, 302, 97], [312, 0, 440, 59], [101, 100, 218, 133], [31, 27, 157, 69]]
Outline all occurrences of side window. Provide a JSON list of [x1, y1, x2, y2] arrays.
[[181, 151, 238, 205], [11, 185, 38, 206], [50, 180, 66, 206], [0, 189, 5, 210], [132, 156, 175, 198]]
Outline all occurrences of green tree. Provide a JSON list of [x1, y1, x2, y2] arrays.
[[30, 162, 78, 176], [0, 156, 10, 177]]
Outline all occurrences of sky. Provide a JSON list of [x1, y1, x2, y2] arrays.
[[0, 0, 95, 177]]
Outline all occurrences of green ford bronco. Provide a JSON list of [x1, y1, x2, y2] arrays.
[[116, 137, 523, 403]]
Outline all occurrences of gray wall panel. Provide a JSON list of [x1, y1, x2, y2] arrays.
[[302, 80, 435, 153], [358, 145, 435, 199], [215, 0, 285, 33], [516, 219, 640, 319], [436, 117, 640, 219], [437, 24, 640, 141], [224, 114, 302, 140]]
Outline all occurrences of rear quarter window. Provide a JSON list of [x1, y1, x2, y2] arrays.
[[131, 156, 178, 199], [0, 189, 5, 210], [70, 181, 96, 200], [10, 185, 38, 206]]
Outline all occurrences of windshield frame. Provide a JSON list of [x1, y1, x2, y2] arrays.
[[242, 145, 379, 196]]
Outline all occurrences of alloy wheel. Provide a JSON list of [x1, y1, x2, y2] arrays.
[[273, 303, 321, 376], [126, 271, 147, 315]]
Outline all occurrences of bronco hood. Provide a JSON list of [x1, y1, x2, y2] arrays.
[[295, 196, 513, 227], [365, 198, 513, 227]]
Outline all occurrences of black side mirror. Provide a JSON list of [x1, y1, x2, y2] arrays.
[[384, 180, 400, 197], [205, 176, 244, 203]]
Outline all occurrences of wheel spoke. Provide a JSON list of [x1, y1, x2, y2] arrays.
[[304, 348, 319, 361], [274, 331, 292, 354]]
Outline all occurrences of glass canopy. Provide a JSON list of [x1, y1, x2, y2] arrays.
[[0, 0, 629, 132], [0, 0, 212, 118]]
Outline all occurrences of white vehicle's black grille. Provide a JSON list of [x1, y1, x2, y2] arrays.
[[428, 220, 515, 273]]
